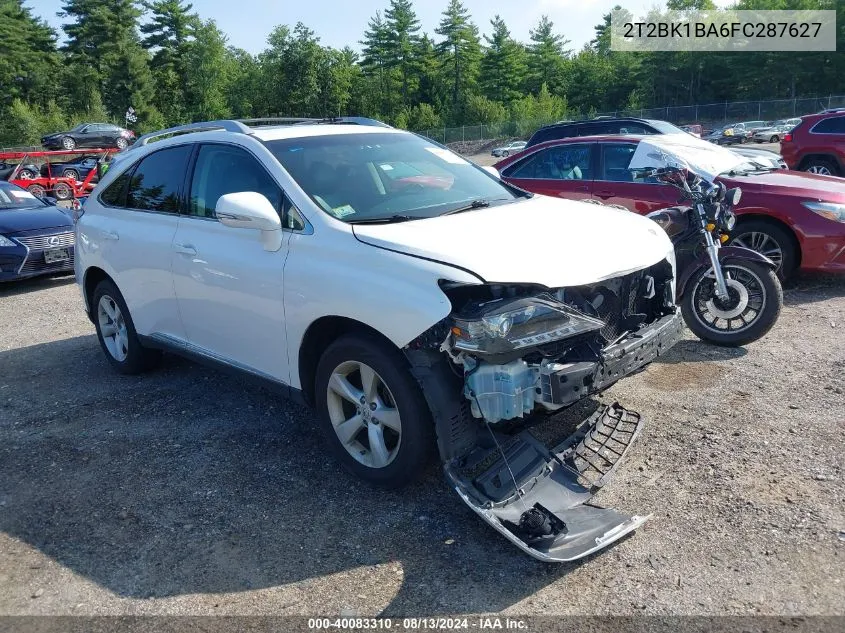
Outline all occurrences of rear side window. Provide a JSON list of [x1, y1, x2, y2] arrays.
[[188, 144, 283, 219], [504, 145, 592, 180], [811, 116, 845, 134], [99, 171, 132, 207], [126, 145, 192, 213]]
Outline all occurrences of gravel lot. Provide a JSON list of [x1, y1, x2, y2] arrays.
[[1, 265, 843, 618]]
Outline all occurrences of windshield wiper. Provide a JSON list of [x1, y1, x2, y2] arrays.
[[439, 199, 492, 216], [348, 214, 420, 225]]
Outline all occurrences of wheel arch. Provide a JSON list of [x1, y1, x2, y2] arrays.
[[733, 212, 802, 269], [82, 266, 113, 318], [298, 316, 406, 407], [797, 153, 842, 174]]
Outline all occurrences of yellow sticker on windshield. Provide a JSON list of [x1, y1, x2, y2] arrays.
[[331, 204, 356, 219]]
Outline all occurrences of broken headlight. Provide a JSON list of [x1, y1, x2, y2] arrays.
[[451, 295, 605, 358]]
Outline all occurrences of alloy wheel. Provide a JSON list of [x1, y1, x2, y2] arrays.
[[62, 137, 76, 150], [730, 231, 783, 270], [691, 265, 767, 334], [97, 295, 129, 362], [116, 137, 128, 149], [325, 360, 402, 469], [806, 164, 832, 175], [63, 169, 79, 181], [17, 169, 35, 180]]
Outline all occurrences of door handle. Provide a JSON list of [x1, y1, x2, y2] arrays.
[[103, 231, 119, 241], [173, 243, 197, 256], [594, 191, 615, 199]]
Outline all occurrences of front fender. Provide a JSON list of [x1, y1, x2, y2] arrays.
[[677, 246, 776, 298]]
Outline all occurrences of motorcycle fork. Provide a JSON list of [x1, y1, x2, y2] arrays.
[[697, 205, 730, 300]]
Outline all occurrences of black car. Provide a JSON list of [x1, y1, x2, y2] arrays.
[[0, 181, 75, 281], [526, 117, 681, 147], [41, 123, 135, 151], [0, 161, 40, 181], [40, 156, 101, 182]]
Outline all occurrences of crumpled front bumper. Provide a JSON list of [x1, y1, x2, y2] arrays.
[[447, 403, 651, 562]]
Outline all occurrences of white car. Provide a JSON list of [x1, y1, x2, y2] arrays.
[[75, 118, 682, 562], [491, 140, 527, 157]]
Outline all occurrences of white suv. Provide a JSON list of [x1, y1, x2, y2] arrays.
[[76, 118, 682, 562]]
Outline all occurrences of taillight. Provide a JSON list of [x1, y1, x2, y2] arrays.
[[783, 133, 793, 142]]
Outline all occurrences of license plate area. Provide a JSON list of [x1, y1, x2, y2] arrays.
[[445, 402, 649, 562], [43, 248, 69, 264]]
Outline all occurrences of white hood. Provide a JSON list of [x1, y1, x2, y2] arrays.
[[352, 196, 673, 288], [629, 133, 748, 182]]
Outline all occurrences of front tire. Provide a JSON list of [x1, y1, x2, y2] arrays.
[[61, 136, 76, 150], [27, 184, 46, 197], [63, 169, 80, 181], [116, 137, 128, 150], [315, 334, 434, 488], [728, 220, 797, 278], [17, 168, 35, 179], [681, 261, 782, 347], [770, 135, 779, 143], [52, 182, 72, 200], [92, 279, 159, 374]]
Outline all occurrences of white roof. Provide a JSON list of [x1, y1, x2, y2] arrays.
[[251, 124, 405, 142]]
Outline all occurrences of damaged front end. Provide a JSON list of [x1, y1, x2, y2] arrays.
[[405, 259, 683, 562]]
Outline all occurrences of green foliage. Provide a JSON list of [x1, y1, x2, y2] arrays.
[[1, 0, 844, 145]]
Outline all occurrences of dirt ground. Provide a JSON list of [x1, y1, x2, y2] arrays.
[[0, 268, 843, 618]]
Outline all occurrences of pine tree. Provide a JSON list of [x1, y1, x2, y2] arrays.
[[0, 0, 60, 110], [526, 15, 570, 95], [434, 0, 481, 120], [480, 15, 526, 104], [384, 0, 421, 106], [60, 0, 158, 126], [140, 0, 199, 123], [360, 11, 397, 117]]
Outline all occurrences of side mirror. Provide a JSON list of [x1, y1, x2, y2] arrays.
[[216, 192, 283, 252]]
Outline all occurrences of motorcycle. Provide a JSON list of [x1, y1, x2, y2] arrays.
[[642, 166, 783, 346]]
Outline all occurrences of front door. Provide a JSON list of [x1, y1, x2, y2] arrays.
[[170, 143, 290, 382], [592, 142, 679, 214]]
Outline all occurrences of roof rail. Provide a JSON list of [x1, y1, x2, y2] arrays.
[[238, 117, 320, 126], [133, 120, 250, 147]]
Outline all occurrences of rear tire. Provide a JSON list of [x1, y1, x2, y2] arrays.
[[728, 220, 797, 279], [314, 334, 434, 488], [27, 184, 46, 197], [92, 279, 160, 375], [63, 169, 80, 181], [801, 158, 839, 177]]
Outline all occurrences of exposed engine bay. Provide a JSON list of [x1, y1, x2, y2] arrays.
[[405, 258, 683, 562]]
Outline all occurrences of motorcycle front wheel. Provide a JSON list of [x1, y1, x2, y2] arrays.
[[681, 261, 782, 346]]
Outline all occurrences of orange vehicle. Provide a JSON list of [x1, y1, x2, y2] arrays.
[[0, 148, 120, 200]]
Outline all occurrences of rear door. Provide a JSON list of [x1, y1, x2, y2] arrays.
[[93, 144, 192, 339], [501, 143, 594, 200], [591, 142, 678, 214], [170, 142, 290, 381]]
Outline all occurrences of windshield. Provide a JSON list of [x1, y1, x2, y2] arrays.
[[264, 132, 522, 223], [0, 183, 49, 210], [644, 120, 686, 135], [628, 133, 760, 182]]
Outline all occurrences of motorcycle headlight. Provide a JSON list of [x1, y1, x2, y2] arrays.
[[451, 295, 605, 357], [0, 235, 17, 248], [802, 201, 845, 223]]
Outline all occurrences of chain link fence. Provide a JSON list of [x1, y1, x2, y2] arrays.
[[418, 95, 845, 145]]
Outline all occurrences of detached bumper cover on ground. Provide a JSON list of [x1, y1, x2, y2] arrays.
[[445, 312, 683, 562]]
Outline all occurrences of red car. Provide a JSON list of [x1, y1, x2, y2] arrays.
[[780, 110, 845, 176], [494, 135, 845, 276]]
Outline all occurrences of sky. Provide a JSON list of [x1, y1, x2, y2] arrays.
[[30, 0, 734, 54]]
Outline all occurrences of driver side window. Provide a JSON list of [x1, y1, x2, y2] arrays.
[[188, 144, 283, 219]]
